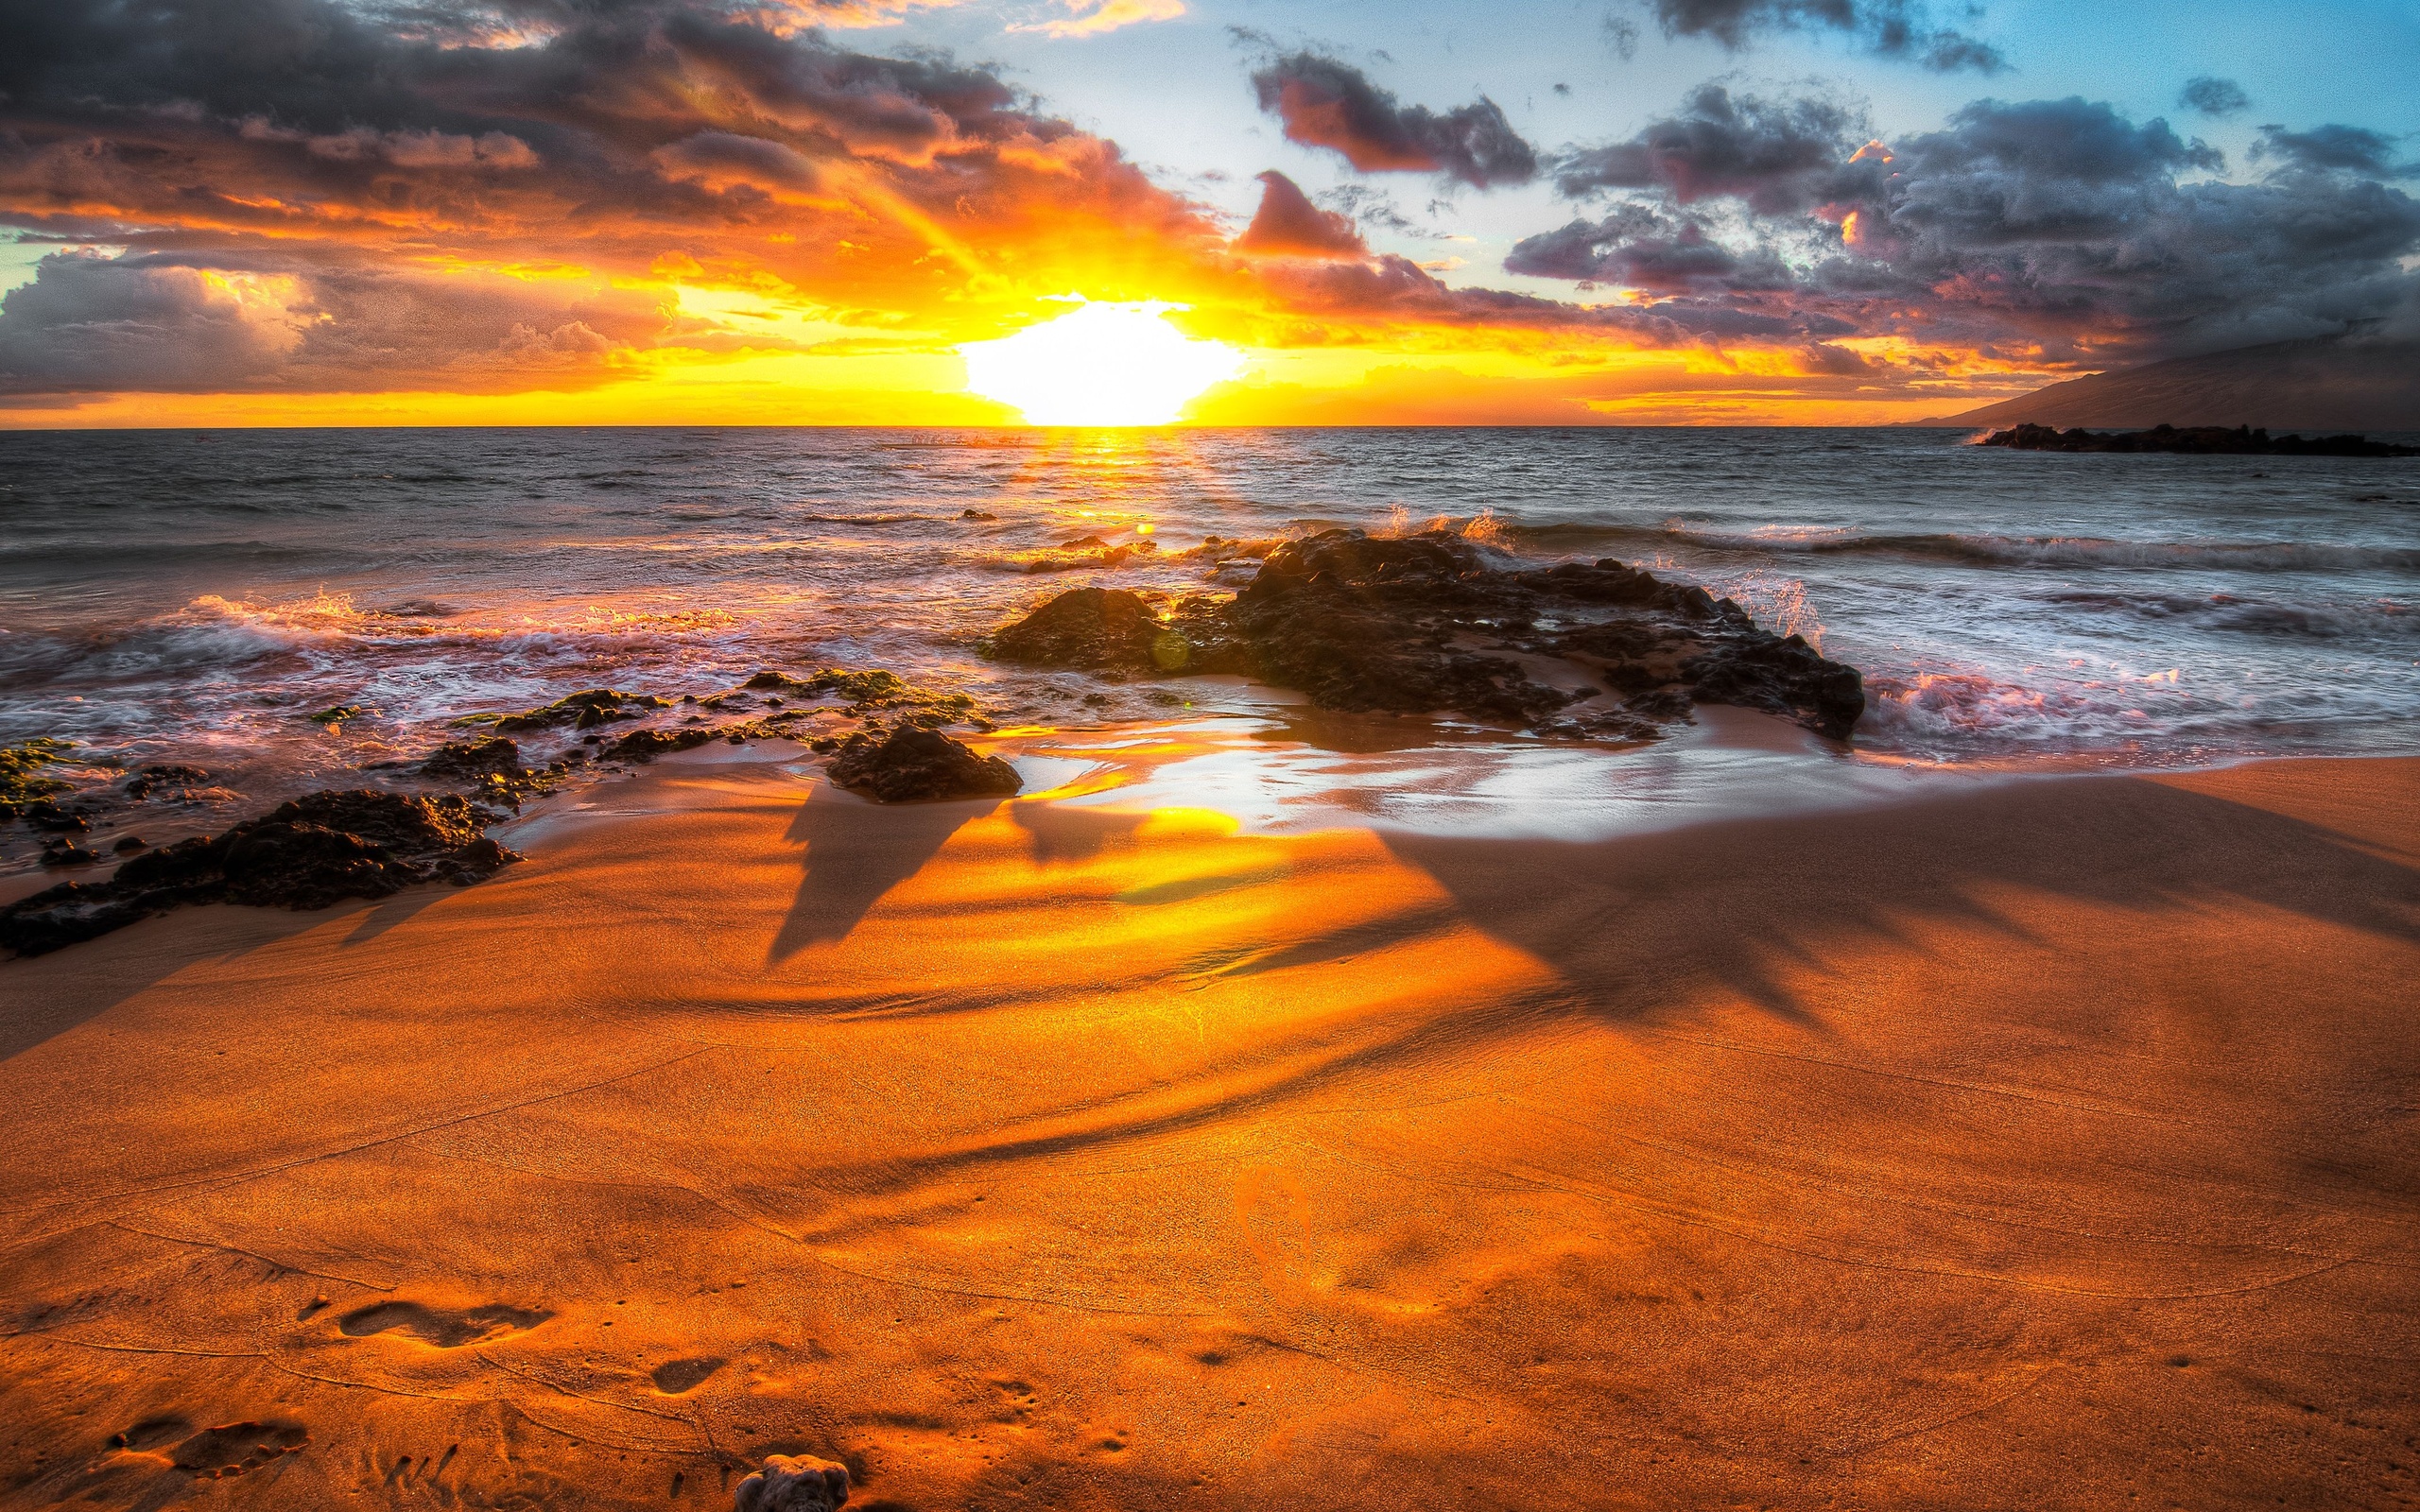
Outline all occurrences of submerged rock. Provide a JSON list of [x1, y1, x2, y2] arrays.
[[421, 737, 523, 782], [124, 763, 212, 800], [0, 790, 519, 957], [989, 528, 1866, 741], [741, 666, 981, 725], [734, 1454, 850, 1512], [1981, 422, 2420, 457], [826, 729, 1022, 803], [607, 726, 725, 760], [458, 688, 672, 733]]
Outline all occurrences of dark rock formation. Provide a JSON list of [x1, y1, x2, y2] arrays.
[[420, 737, 523, 782], [20, 799, 95, 833], [462, 688, 672, 733], [989, 529, 1866, 741], [826, 729, 1023, 803], [741, 666, 981, 725], [990, 586, 1176, 672], [607, 726, 725, 760], [0, 790, 518, 957], [41, 838, 102, 868], [1980, 422, 2418, 456], [735, 1454, 850, 1512], [124, 763, 211, 800]]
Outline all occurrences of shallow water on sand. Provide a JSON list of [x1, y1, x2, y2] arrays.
[[3, 425, 2415, 840]]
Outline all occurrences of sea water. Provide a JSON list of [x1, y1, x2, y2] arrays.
[[4, 425, 2414, 849]]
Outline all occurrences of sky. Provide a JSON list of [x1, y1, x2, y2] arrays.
[[0, 0, 2415, 425]]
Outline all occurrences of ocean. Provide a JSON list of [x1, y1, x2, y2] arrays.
[[4, 425, 2416, 859]]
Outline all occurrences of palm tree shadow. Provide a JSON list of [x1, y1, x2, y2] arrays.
[[1379, 771, 2420, 1027], [767, 781, 998, 964]]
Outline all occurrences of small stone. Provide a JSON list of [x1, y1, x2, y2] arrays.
[[734, 1454, 850, 1511], [826, 729, 1021, 804]]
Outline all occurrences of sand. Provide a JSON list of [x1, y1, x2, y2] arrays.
[[0, 741, 2415, 1510]]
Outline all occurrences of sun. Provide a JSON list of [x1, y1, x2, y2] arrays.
[[959, 301, 1244, 425]]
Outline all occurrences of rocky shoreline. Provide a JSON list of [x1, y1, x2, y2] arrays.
[[3, 532, 1867, 955], [991, 528, 1865, 742], [1979, 422, 2419, 456]]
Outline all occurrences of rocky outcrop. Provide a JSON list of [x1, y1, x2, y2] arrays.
[[826, 729, 1023, 803], [734, 1455, 850, 1511], [0, 790, 519, 957], [989, 529, 1866, 741], [458, 688, 673, 733], [1980, 422, 2418, 456]]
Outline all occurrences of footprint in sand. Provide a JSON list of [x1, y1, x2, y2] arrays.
[[112, 1418, 309, 1478], [337, 1300, 551, 1348], [649, 1357, 725, 1395]]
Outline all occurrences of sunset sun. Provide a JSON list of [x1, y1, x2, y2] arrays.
[[959, 301, 1243, 425]]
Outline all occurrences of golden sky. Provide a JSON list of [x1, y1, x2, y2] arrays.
[[1, 0, 2414, 425]]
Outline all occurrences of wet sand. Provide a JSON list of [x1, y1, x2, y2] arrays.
[[1, 742, 2415, 1510]]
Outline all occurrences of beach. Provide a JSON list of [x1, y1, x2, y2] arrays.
[[3, 735, 2413, 1510]]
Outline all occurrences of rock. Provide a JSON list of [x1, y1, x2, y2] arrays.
[[988, 528, 1867, 741], [959, 508, 997, 522], [112, 835, 146, 853], [124, 764, 211, 800], [420, 737, 523, 782], [1981, 422, 2420, 457], [41, 838, 102, 868], [734, 1454, 850, 1512], [743, 667, 977, 722], [458, 689, 672, 733], [988, 587, 1174, 671], [826, 729, 1022, 804], [0, 790, 520, 957], [0, 738, 74, 819], [306, 703, 366, 724], [20, 799, 95, 833], [607, 727, 724, 760]]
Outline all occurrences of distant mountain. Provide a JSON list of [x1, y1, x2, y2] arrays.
[[1929, 336, 2420, 432]]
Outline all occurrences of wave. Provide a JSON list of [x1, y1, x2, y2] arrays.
[[0, 592, 756, 685], [1512, 519, 2420, 573]]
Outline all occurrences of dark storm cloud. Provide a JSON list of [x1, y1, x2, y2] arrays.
[[1247, 51, 1540, 189], [1551, 83, 1878, 214], [1234, 171, 1369, 259], [1260, 249, 1842, 344], [1632, 0, 2005, 72], [2179, 77, 2251, 118], [1516, 85, 2420, 361], [1506, 209, 1796, 293], [2251, 124, 2415, 178]]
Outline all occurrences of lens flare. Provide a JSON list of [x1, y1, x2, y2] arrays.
[[959, 301, 1243, 425]]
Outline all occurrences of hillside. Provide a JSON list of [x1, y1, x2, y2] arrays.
[[1934, 336, 2420, 432]]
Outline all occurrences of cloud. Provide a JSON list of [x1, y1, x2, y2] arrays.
[[0, 0, 1236, 392], [2252, 124, 2415, 178], [1628, 0, 2005, 72], [1516, 85, 2420, 362], [1234, 171, 1368, 259], [0, 249, 670, 393], [1013, 0, 1185, 39], [1552, 82, 1877, 214], [1247, 51, 1539, 188], [2178, 77, 2250, 118]]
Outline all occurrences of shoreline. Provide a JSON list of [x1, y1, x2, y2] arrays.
[[1, 747, 2415, 1508]]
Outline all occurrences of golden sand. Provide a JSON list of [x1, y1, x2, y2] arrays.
[[1, 747, 2415, 1509]]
